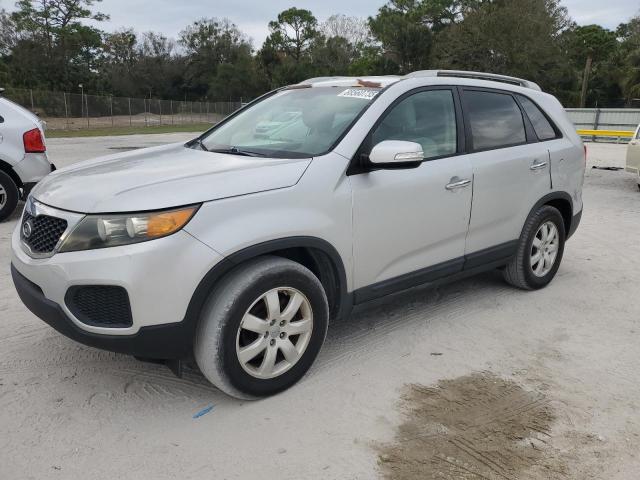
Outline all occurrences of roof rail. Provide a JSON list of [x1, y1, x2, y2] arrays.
[[298, 76, 354, 85], [406, 70, 542, 91], [297, 76, 402, 88]]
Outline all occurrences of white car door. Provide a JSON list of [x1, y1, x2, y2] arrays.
[[461, 88, 553, 260], [349, 88, 473, 302]]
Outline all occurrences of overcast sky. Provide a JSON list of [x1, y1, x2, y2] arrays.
[[3, 0, 639, 47]]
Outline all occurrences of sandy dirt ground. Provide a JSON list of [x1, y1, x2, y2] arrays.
[[1, 137, 639, 480]]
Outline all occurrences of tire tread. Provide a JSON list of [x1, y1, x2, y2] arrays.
[[503, 205, 564, 290]]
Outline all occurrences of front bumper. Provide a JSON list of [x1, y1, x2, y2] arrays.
[[11, 264, 194, 359], [11, 216, 223, 356]]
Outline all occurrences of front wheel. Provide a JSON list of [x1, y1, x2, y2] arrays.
[[0, 171, 19, 222], [503, 205, 566, 290], [194, 256, 329, 399]]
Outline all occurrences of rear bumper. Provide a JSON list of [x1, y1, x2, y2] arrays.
[[11, 264, 192, 359], [21, 164, 55, 199], [13, 152, 52, 184], [567, 210, 582, 240]]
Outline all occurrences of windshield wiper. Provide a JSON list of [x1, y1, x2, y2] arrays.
[[209, 146, 267, 157]]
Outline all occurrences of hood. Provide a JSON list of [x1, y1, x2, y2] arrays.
[[32, 143, 311, 213]]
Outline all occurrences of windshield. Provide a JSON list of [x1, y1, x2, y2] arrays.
[[199, 86, 380, 158]]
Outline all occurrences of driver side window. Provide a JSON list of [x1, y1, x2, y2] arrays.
[[371, 89, 457, 160]]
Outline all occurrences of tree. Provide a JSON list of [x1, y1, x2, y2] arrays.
[[0, 9, 17, 56], [266, 8, 318, 63], [433, 0, 575, 102], [259, 8, 320, 87], [618, 15, 640, 104], [368, 0, 434, 73], [563, 24, 619, 106], [7, 0, 108, 90], [179, 18, 254, 98], [134, 32, 183, 99], [99, 29, 138, 95], [320, 14, 371, 47]]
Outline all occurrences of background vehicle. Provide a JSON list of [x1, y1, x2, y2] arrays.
[[11, 71, 585, 399], [0, 89, 54, 221], [626, 124, 640, 190]]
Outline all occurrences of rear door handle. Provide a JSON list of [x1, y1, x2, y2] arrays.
[[530, 161, 548, 171], [445, 178, 471, 190]]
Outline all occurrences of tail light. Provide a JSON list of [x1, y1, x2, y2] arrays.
[[23, 128, 46, 153]]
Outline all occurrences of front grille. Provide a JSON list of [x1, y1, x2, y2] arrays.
[[65, 286, 133, 328], [22, 212, 68, 253]]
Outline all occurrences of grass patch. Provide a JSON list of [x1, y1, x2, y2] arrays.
[[47, 123, 213, 138]]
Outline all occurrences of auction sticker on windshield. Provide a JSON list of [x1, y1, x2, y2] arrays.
[[338, 88, 379, 100]]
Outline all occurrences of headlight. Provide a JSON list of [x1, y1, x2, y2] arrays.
[[58, 205, 199, 253]]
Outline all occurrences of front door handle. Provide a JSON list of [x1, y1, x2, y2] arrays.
[[445, 178, 472, 190], [530, 161, 548, 171]]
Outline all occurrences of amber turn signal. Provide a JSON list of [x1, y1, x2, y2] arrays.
[[147, 207, 198, 238]]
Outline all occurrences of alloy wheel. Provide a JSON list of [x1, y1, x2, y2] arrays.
[[530, 221, 559, 277], [235, 287, 313, 379]]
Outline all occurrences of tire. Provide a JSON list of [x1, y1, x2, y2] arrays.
[[194, 255, 329, 399], [503, 205, 566, 290], [0, 171, 19, 222]]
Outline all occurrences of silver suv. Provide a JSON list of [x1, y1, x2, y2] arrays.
[[0, 90, 54, 220], [11, 71, 585, 399]]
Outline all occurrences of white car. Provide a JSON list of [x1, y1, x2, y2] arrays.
[[11, 71, 585, 399], [626, 124, 640, 190], [0, 90, 54, 221]]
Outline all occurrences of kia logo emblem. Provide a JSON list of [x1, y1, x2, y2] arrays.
[[22, 220, 33, 239]]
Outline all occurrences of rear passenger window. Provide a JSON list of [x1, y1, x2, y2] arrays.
[[518, 95, 557, 140], [464, 90, 526, 150], [371, 89, 457, 160]]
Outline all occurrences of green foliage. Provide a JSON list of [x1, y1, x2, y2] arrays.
[[8, 0, 107, 89], [618, 17, 640, 101], [368, 0, 434, 73], [267, 8, 318, 62], [0, 1, 638, 107]]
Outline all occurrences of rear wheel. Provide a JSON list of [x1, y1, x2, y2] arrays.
[[503, 205, 566, 290], [0, 171, 19, 222], [194, 256, 329, 399]]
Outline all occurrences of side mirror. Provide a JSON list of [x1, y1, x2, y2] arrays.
[[368, 140, 424, 169]]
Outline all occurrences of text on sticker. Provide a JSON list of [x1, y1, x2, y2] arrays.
[[338, 89, 379, 100]]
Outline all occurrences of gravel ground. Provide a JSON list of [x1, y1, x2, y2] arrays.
[[1, 136, 639, 479]]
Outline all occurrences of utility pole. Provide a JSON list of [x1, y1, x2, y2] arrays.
[[79, 84, 84, 120]]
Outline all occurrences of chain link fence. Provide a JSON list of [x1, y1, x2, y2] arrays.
[[3, 88, 242, 130], [4, 88, 640, 141]]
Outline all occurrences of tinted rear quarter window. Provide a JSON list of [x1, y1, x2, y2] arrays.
[[518, 95, 557, 140], [464, 90, 526, 150]]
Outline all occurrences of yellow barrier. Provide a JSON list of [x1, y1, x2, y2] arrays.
[[577, 129, 634, 137]]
